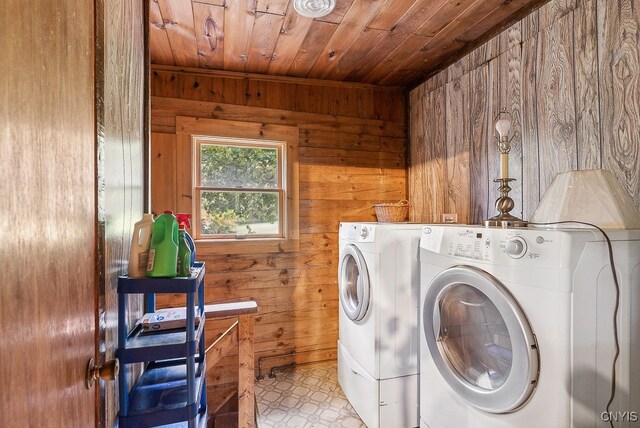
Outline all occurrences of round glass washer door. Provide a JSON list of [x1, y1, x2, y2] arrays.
[[339, 244, 370, 321], [423, 265, 539, 413]]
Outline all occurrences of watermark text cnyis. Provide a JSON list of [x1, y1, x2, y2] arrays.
[[601, 411, 639, 422]]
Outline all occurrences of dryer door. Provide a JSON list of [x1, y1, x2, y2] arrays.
[[423, 265, 539, 413], [339, 244, 370, 321]]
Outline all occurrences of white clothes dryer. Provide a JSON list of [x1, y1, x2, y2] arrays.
[[418, 225, 640, 428], [338, 222, 424, 428]]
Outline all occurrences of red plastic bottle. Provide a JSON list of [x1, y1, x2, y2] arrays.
[[176, 213, 196, 266]]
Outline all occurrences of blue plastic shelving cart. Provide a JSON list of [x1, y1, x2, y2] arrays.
[[117, 262, 207, 428]]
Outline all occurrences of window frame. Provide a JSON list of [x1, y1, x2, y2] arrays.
[[193, 136, 285, 240], [175, 116, 299, 255]]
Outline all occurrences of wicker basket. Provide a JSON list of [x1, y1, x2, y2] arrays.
[[372, 200, 409, 222]]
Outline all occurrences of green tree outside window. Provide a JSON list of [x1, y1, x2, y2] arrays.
[[199, 144, 281, 236]]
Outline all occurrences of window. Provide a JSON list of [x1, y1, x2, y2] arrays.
[[194, 137, 284, 239], [175, 117, 299, 255]]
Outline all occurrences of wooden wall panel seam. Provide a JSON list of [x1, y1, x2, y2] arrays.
[[150, 64, 404, 91], [593, 0, 604, 168]]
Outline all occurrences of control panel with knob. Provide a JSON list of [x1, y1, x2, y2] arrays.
[[505, 237, 527, 258], [343, 224, 375, 242]]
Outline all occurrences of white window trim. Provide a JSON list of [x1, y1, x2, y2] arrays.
[[175, 116, 299, 255], [193, 136, 286, 240]]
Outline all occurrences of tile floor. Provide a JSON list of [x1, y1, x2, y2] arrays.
[[255, 362, 366, 428]]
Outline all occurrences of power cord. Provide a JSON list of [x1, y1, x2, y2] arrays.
[[527, 221, 620, 428]]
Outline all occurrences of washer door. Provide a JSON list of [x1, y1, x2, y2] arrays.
[[339, 244, 370, 321], [423, 265, 539, 413]]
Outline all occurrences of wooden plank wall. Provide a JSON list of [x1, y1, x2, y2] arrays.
[[97, 1, 146, 426], [149, 68, 406, 391], [409, 0, 640, 224]]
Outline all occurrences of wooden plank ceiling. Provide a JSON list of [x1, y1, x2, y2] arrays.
[[150, 0, 548, 87]]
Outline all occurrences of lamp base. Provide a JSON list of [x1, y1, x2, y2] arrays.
[[484, 178, 528, 228], [484, 214, 528, 228]]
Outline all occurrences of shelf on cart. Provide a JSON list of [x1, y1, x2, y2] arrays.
[[119, 359, 207, 428], [118, 262, 205, 294], [118, 318, 206, 364]]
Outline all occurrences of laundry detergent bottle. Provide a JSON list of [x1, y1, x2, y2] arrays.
[[177, 225, 192, 277], [147, 210, 179, 278], [128, 213, 154, 278], [176, 213, 196, 266]]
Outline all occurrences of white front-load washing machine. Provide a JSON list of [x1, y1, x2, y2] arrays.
[[419, 225, 640, 428], [338, 222, 424, 428]]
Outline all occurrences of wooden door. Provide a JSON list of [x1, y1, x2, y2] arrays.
[[0, 1, 97, 426], [0, 1, 146, 426]]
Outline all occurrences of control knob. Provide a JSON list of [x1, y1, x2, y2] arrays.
[[360, 227, 369, 239], [505, 237, 527, 258]]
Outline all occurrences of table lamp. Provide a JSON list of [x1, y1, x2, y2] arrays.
[[485, 108, 527, 227]]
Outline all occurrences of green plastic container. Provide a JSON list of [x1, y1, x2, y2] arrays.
[[147, 211, 179, 278], [177, 225, 192, 277]]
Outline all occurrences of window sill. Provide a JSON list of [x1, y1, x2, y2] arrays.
[[194, 237, 299, 255]]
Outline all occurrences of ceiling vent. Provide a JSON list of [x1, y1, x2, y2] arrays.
[[293, 0, 336, 18]]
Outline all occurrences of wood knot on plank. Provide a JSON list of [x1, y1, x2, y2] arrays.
[[204, 17, 219, 51]]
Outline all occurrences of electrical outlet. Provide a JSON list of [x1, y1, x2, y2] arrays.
[[442, 213, 458, 224]]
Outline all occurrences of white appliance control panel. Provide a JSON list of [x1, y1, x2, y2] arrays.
[[421, 226, 493, 261], [341, 223, 376, 243], [420, 225, 592, 268]]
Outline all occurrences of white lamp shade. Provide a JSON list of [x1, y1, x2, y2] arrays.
[[530, 169, 640, 229]]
